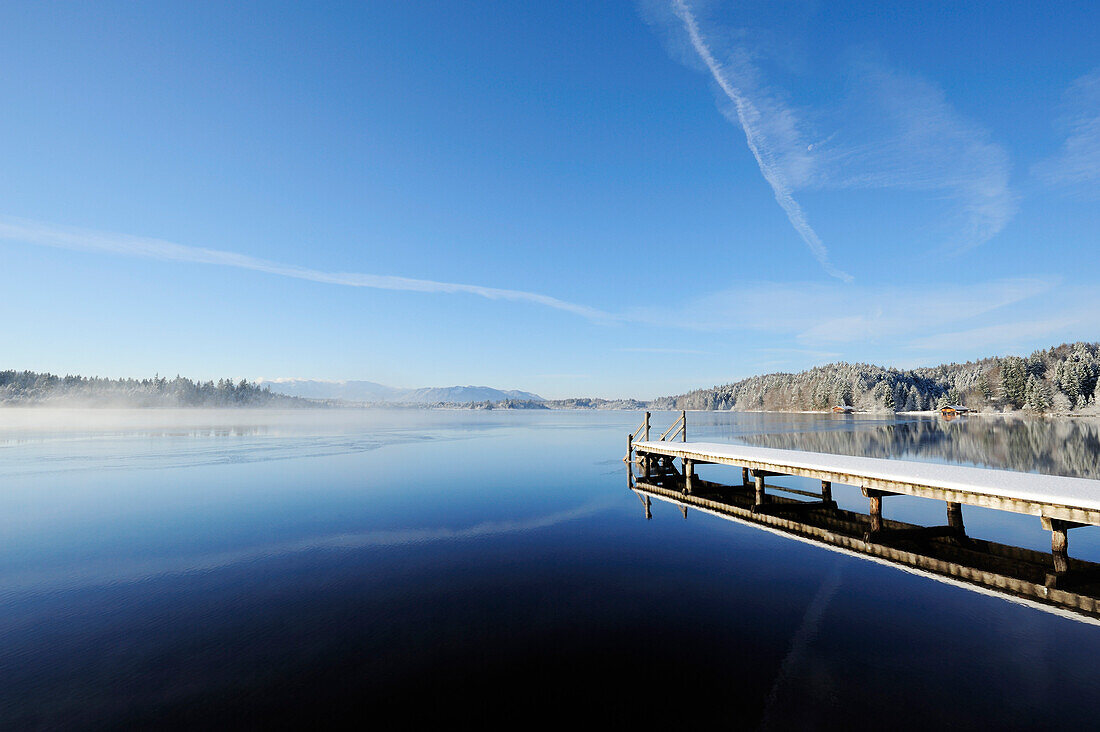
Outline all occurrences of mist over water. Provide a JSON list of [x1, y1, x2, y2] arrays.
[[2, 409, 1100, 727]]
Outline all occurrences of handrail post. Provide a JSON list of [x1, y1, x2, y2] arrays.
[[644, 411, 651, 441], [681, 410, 686, 442], [627, 433, 634, 486]]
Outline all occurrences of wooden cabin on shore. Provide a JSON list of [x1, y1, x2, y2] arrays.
[[832, 405, 855, 413], [941, 405, 970, 417]]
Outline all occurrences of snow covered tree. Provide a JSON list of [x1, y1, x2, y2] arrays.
[[903, 386, 919, 412], [1001, 357, 1028, 409]]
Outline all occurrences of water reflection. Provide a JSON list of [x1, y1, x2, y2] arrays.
[[633, 470, 1100, 624], [680, 412, 1100, 478]]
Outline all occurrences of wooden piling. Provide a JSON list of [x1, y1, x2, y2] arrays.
[[869, 493, 883, 533], [681, 410, 687, 442], [821, 480, 832, 502], [755, 473, 767, 505], [1049, 519, 1072, 574], [644, 411, 651, 441], [947, 502, 964, 531], [684, 458, 694, 495]]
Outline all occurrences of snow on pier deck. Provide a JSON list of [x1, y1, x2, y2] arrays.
[[632, 439, 1100, 525]]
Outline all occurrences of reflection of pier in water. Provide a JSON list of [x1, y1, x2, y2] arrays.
[[626, 412, 1100, 624]]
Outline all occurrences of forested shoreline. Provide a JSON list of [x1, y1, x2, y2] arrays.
[[650, 342, 1100, 415], [0, 372, 310, 407]]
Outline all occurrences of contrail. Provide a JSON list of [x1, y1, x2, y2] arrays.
[[670, 0, 852, 282], [0, 215, 619, 323], [0, 499, 615, 597], [758, 558, 844, 728]]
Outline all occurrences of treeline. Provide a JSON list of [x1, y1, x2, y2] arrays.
[[651, 342, 1100, 415], [0, 371, 312, 407], [543, 397, 648, 410]]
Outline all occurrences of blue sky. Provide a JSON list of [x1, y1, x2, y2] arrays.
[[1, 1, 1098, 399]]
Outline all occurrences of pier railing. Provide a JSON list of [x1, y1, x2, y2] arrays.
[[624, 410, 686, 463]]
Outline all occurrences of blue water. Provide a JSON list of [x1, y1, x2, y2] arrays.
[[2, 409, 1099, 728]]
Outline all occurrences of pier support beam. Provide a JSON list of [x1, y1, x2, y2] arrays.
[[821, 480, 832, 502], [742, 467, 750, 487], [683, 459, 694, 495]]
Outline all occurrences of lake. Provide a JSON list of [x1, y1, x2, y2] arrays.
[[2, 408, 1100, 728]]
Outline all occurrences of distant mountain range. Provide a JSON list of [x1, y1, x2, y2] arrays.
[[259, 379, 544, 405]]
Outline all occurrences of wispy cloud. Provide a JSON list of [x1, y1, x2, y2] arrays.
[[825, 59, 1015, 252], [1033, 68, 1100, 197], [616, 347, 714, 355], [629, 277, 1057, 343], [0, 216, 618, 323], [670, 0, 851, 282], [653, 1, 1013, 260], [907, 318, 1079, 353]]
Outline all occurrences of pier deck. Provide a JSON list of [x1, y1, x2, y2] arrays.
[[632, 439, 1100, 524]]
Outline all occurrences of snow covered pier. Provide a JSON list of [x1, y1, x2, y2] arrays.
[[626, 412, 1100, 575]]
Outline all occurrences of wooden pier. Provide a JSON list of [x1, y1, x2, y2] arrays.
[[627, 411, 1100, 580]]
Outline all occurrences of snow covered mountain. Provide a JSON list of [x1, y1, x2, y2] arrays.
[[259, 379, 543, 404]]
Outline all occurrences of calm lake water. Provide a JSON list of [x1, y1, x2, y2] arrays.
[[3, 408, 1100, 728]]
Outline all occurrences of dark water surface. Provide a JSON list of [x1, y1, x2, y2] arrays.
[[3, 409, 1100, 728]]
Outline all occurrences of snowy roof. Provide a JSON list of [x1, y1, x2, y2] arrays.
[[633, 440, 1100, 513]]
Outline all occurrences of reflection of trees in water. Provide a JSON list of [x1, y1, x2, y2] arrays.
[[702, 416, 1100, 479]]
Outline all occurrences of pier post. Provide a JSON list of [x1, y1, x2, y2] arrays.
[[644, 495, 651, 520], [1052, 525, 1070, 574], [644, 411, 651, 441], [681, 410, 687, 442], [1046, 519, 1072, 574], [627, 434, 634, 488], [946, 502, 964, 532], [684, 458, 694, 495], [1041, 517, 1085, 574], [755, 473, 767, 505], [742, 467, 749, 487], [869, 493, 883, 533], [862, 488, 895, 534], [821, 480, 832, 502]]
